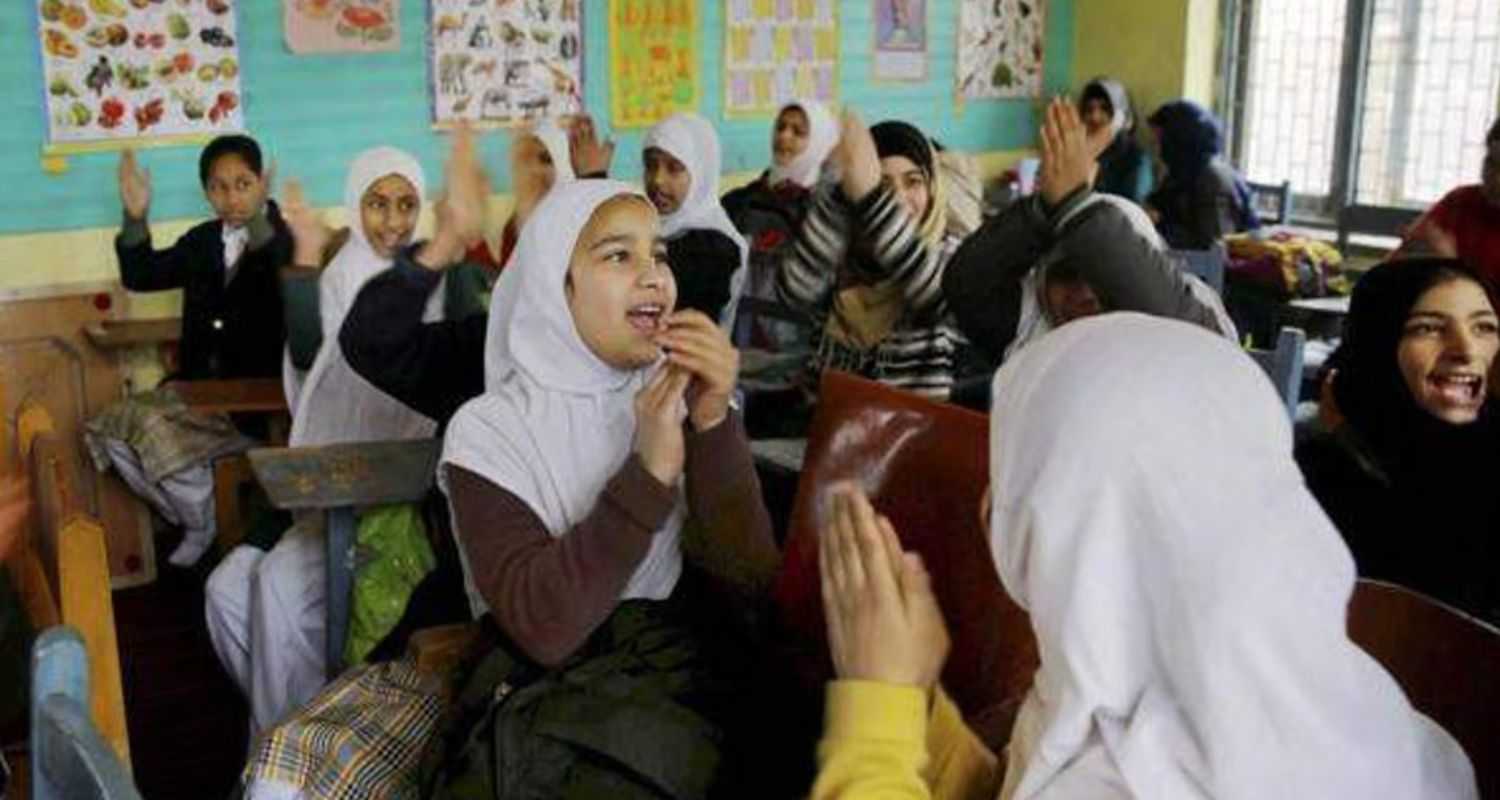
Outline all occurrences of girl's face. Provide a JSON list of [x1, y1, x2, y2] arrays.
[[359, 173, 421, 259], [204, 153, 265, 228], [881, 155, 931, 223], [772, 106, 811, 167], [1396, 277, 1500, 424], [566, 195, 678, 369], [643, 147, 691, 216], [1080, 97, 1114, 137]]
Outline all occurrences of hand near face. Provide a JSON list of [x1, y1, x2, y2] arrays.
[[820, 485, 950, 689], [633, 365, 692, 486], [654, 310, 738, 431]]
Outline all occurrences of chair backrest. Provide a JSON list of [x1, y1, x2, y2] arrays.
[[771, 371, 1038, 745], [1247, 179, 1293, 225], [1336, 204, 1422, 254], [1171, 242, 1228, 294], [31, 627, 141, 800], [1246, 326, 1306, 420], [5, 403, 130, 766], [248, 438, 442, 677], [1348, 580, 1500, 798]]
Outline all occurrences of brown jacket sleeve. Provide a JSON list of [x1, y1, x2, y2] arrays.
[[445, 456, 675, 666], [682, 412, 780, 599]]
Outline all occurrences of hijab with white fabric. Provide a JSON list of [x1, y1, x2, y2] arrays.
[[987, 312, 1476, 800], [530, 118, 576, 184], [440, 180, 684, 618], [768, 99, 839, 191], [288, 147, 442, 446], [643, 112, 748, 329]]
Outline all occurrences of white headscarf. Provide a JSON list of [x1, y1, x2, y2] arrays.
[[288, 147, 441, 446], [767, 99, 839, 190], [440, 180, 684, 618], [988, 313, 1477, 800], [529, 118, 576, 185], [642, 112, 749, 330]]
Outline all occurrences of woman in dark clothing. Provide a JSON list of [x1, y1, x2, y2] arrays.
[[1296, 259, 1500, 624], [1146, 100, 1260, 249], [1078, 77, 1153, 204], [115, 135, 293, 380]]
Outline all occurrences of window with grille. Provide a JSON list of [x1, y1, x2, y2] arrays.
[[1225, 0, 1500, 218]]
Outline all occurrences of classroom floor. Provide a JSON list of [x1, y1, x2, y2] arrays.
[[114, 531, 248, 800]]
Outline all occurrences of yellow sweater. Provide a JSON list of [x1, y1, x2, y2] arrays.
[[811, 681, 1001, 800]]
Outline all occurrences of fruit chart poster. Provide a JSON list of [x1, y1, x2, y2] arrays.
[[284, 0, 400, 55], [36, 0, 246, 152]]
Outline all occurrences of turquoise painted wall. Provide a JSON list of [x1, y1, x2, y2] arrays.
[[1, 0, 1072, 236]]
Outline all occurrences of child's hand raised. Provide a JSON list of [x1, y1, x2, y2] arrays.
[[281, 178, 331, 268], [1037, 97, 1100, 209], [569, 113, 615, 177], [835, 110, 883, 203], [422, 123, 492, 270], [118, 149, 152, 221]]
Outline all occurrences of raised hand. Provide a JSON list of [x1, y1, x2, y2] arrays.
[[280, 178, 331, 268], [654, 310, 738, 431], [1038, 97, 1099, 209], [835, 110, 883, 203], [118, 149, 152, 220], [820, 485, 950, 689], [569, 113, 615, 177], [633, 365, 692, 487], [421, 123, 492, 270]]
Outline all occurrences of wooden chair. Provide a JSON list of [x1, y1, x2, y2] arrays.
[[247, 438, 443, 679], [3, 402, 131, 785], [1348, 580, 1500, 798], [771, 371, 1039, 747], [1171, 242, 1228, 294], [1247, 179, 1293, 225], [1247, 326, 1307, 420], [30, 627, 141, 800]]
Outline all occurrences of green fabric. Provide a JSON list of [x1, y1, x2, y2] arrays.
[[344, 504, 436, 666], [421, 602, 723, 800]]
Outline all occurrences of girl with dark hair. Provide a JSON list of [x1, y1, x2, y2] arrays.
[[1145, 100, 1260, 249], [1078, 77, 1152, 204]]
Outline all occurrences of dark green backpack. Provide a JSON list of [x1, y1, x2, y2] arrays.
[[421, 603, 723, 800]]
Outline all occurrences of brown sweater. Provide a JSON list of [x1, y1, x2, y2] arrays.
[[445, 412, 779, 666]]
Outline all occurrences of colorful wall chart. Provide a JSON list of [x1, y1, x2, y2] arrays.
[[957, 0, 1046, 101], [283, 0, 399, 55], [428, 0, 583, 127], [608, 0, 698, 128], [36, 0, 245, 152], [724, 0, 838, 119], [872, 0, 927, 82]]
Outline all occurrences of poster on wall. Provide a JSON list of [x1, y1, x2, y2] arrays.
[[956, 0, 1046, 101], [872, 0, 927, 82], [608, 0, 698, 128], [284, 0, 400, 54], [723, 0, 838, 119], [428, 0, 584, 127], [36, 0, 245, 153]]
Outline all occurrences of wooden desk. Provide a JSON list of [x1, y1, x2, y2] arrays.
[[167, 378, 288, 415], [81, 319, 180, 350]]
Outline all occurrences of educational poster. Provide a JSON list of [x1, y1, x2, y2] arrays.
[[608, 0, 698, 128], [284, 0, 400, 54], [428, 0, 584, 127], [36, 0, 245, 151], [872, 0, 927, 82], [956, 0, 1046, 101], [724, 0, 838, 119]]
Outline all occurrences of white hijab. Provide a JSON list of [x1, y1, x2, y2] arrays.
[[988, 313, 1477, 800], [440, 180, 684, 618], [288, 147, 441, 446], [642, 112, 748, 330], [767, 99, 839, 190], [529, 118, 576, 184]]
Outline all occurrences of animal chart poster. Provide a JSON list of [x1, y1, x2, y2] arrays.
[[284, 0, 400, 54], [428, 0, 584, 127], [723, 0, 839, 119], [872, 0, 927, 82], [956, 0, 1046, 101], [608, 0, 698, 128], [36, 0, 245, 152]]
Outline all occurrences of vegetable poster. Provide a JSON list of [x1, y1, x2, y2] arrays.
[[608, 0, 698, 129], [284, 0, 400, 54], [36, 0, 245, 151], [428, 0, 584, 127], [724, 0, 839, 119], [956, 0, 1046, 101]]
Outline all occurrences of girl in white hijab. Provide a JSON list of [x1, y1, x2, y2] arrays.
[[641, 112, 749, 330], [207, 145, 441, 737], [811, 313, 1477, 799]]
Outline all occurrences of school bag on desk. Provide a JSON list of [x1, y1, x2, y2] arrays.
[[1225, 231, 1350, 299]]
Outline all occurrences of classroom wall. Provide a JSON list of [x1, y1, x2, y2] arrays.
[[1071, 0, 1219, 123], [0, 0, 1074, 303]]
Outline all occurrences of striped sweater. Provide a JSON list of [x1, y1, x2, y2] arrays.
[[776, 183, 963, 400]]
